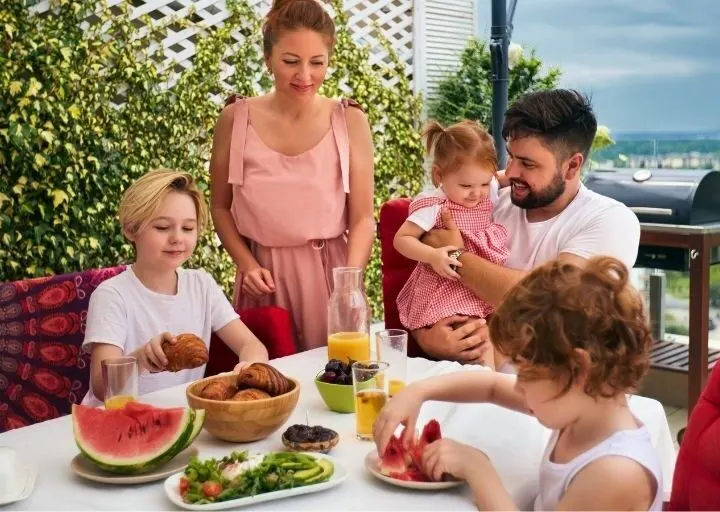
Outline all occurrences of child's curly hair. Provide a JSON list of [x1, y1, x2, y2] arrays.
[[489, 256, 651, 398]]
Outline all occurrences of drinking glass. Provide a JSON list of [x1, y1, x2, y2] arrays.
[[375, 329, 408, 396], [102, 356, 138, 410], [352, 361, 389, 441]]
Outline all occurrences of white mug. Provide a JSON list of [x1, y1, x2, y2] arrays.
[[0, 446, 16, 497]]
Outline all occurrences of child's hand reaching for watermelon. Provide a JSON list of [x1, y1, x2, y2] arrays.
[[421, 438, 486, 482], [133, 332, 176, 373], [373, 384, 425, 455]]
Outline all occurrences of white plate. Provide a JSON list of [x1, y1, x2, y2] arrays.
[[163, 452, 347, 510], [364, 450, 465, 490], [0, 461, 38, 506], [71, 446, 199, 485]]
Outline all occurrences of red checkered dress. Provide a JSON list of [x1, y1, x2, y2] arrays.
[[396, 195, 509, 330]]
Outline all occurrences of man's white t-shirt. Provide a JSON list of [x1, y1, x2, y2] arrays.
[[81, 267, 239, 407], [493, 183, 640, 271]]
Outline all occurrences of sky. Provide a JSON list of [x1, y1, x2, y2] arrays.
[[477, 0, 720, 133]]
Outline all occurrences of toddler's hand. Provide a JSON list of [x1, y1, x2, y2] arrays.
[[135, 332, 175, 373], [428, 246, 462, 280]]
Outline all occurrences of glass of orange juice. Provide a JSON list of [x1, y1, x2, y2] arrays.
[[352, 361, 389, 440], [376, 329, 408, 396], [102, 356, 138, 410]]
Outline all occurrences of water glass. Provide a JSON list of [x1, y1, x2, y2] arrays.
[[102, 356, 138, 409], [352, 361, 389, 441], [375, 329, 408, 396]]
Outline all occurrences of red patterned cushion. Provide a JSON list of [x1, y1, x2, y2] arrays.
[[668, 362, 720, 510], [378, 198, 430, 359], [204, 306, 298, 377], [0, 266, 127, 432]]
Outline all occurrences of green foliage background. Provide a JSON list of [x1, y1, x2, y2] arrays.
[[0, 0, 425, 319], [426, 38, 561, 129]]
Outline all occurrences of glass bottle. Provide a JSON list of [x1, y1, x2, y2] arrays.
[[327, 267, 370, 364]]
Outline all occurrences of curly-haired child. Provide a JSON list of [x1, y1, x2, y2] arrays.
[[375, 256, 662, 510]]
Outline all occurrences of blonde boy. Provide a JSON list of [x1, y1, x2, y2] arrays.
[[82, 169, 269, 406]]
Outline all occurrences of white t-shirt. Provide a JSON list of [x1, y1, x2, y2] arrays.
[[408, 180, 501, 231], [493, 184, 640, 271], [81, 267, 239, 406]]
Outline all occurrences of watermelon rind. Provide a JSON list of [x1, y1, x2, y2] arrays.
[[181, 409, 206, 450], [72, 405, 196, 475]]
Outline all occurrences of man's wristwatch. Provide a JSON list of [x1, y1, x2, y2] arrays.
[[448, 248, 465, 271]]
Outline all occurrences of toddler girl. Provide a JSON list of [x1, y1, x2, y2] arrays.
[[82, 169, 269, 406], [394, 120, 509, 368], [375, 256, 662, 510]]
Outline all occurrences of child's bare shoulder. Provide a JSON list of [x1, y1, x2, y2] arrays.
[[562, 455, 656, 509]]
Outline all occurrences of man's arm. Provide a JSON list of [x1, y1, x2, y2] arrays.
[[422, 209, 527, 307]]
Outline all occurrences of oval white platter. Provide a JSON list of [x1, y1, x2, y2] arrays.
[[164, 452, 348, 511]]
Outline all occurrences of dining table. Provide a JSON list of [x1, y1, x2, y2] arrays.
[[0, 347, 677, 510]]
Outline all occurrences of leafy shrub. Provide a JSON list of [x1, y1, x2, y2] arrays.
[[427, 38, 560, 129], [0, 0, 424, 319]]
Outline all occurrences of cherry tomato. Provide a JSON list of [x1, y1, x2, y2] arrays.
[[202, 481, 223, 498], [179, 477, 189, 496]]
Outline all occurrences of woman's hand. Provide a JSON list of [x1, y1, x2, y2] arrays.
[[133, 332, 175, 373], [373, 384, 426, 455], [242, 267, 276, 298], [422, 439, 487, 482]]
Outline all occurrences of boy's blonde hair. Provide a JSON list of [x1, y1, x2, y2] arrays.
[[119, 168, 208, 237]]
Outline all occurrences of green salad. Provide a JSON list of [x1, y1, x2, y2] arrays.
[[179, 451, 335, 504]]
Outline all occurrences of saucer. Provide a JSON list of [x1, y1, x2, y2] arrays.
[[0, 461, 38, 506], [364, 450, 465, 490], [70, 445, 199, 485]]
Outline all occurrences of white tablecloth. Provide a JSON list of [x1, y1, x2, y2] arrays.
[[0, 348, 677, 510]]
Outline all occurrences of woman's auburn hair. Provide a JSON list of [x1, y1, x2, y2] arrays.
[[489, 255, 652, 398], [262, 0, 335, 57]]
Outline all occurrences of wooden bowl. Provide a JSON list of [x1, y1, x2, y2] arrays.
[[186, 373, 300, 443]]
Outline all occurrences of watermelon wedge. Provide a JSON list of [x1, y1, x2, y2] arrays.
[[72, 403, 197, 475], [379, 419, 442, 482]]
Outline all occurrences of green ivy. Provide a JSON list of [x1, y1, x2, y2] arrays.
[[0, 0, 424, 320]]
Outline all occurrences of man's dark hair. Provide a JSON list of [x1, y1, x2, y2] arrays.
[[501, 89, 597, 162]]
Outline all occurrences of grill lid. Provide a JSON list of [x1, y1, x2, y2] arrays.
[[583, 168, 720, 225]]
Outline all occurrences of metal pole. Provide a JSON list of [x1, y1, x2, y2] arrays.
[[490, 0, 509, 169]]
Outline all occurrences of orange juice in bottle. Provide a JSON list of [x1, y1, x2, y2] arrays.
[[327, 332, 370, 363]]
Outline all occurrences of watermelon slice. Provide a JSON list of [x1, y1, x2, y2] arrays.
[[378, 419, 442, 482], [72, 403, 197, 475]]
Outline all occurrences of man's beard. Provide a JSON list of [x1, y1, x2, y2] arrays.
[[510, 168, 565, 209]]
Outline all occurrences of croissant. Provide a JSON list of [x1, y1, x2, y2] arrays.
[[231, 388, 271, 401], [163, 333, 209, 372], [200, 380, 236, 401], [236, 363, 291, 397]]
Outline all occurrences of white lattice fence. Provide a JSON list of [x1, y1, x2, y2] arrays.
[[31, 0, 416, 98]]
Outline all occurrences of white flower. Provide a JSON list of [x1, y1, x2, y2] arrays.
[[508, 43, 523, 69]]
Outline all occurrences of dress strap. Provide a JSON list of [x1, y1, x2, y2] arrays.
[[226, 94, 249, 186], [331, 98, 363, 194]]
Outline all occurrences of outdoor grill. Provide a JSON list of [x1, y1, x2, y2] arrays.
[[584, 168, 720, 271], [585, 167, 720, 414]]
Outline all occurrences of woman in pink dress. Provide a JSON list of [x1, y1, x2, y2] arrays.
[[209, 0, 375, 352]]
